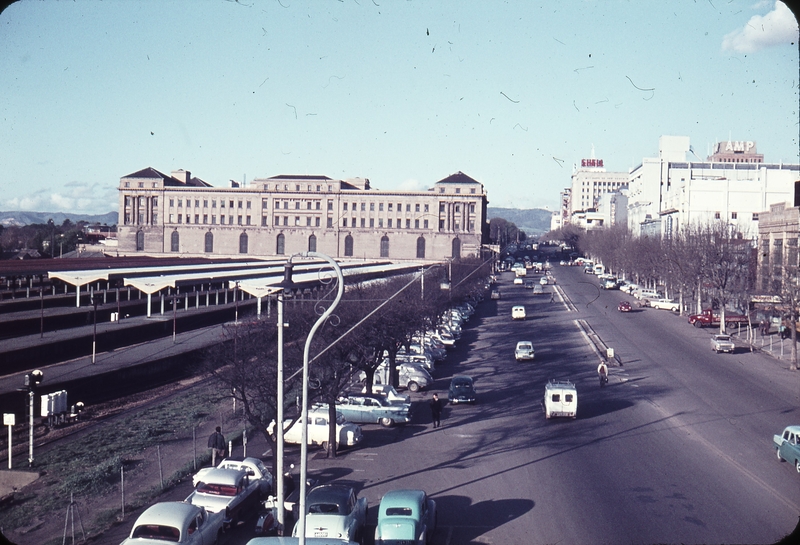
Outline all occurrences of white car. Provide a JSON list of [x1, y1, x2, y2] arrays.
[[122, 501, 223, 545], [649, 298, 679, 311], [513, 277, 523, 285], [515, 341, 535, 361], [187, 468, 262, 527], [269, 407, 363, 450], [512, 306, 526, 320], [539, 276, 548, 285], [192, 457, 272, 497], [711, 334, 735, 353]]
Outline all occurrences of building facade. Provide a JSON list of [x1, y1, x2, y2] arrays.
[[628, 137, 799, 239], [567, 153, 629, 219], [117, 168, 489, 262], [757, 199, 800, 293]]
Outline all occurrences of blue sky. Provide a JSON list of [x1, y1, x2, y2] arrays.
[[1, 0, 797, 215]]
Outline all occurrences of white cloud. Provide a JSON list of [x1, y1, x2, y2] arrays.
[[722, 1, 799, 53], [1, 181, 118, 214], [396, 178, 430, 191]]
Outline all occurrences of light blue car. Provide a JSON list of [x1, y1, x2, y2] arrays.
[[374, 489, 437, 545], [336, 394, 412, 427]]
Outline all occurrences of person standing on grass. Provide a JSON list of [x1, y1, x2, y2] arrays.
[[207, 426, 226, 466]]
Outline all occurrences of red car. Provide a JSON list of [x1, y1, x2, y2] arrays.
[[618, 301, 632, 312]]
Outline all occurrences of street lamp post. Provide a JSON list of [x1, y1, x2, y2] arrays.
[[24, 370, 43, 467], [297, 252, 344, 545]]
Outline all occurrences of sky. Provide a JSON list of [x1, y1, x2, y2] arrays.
[[0, 0, 798, 216]]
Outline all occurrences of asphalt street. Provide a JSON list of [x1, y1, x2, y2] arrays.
[[108, 262, 800, 544]]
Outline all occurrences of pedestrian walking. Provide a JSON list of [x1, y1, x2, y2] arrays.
[[207, 426, 226, 466], [550, 291, 555, 303], [430, 394, 443, 428]]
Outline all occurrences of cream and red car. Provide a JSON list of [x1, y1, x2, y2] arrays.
[[122, 501, 223, 545], [187, 467, 261, 528]]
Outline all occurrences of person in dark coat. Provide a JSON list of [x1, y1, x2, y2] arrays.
[[430, 394, 443, 428], [207, 426, 226, 466]]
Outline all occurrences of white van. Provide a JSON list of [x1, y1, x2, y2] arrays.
[[544, 380, 578, 419], [634, 288, 660, 301], [593, 264, 605, 275], [512, 306, 526, 320]]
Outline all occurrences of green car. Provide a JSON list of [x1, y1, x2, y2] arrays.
[[374, 489, 437, 545]]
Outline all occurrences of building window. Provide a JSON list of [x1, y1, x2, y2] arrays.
[[136, 230, 144, 251], [239, 232, 248, 254], [315, 217, 320, 227], [295, 202, 300, 210], [470, 188, 476, 194], [424, 204, 429, 212], [195, 200, 199, 207], [169, 199, 174, 207], [455, 188, 461, 194], [327, 217, 333, 228], [388, 219, 393, 228], [455, 205, 460, 213], [440, 203, 445, 212], [470, 204, 475, 213], [220, 216, 225, 225], [327, 200, 333, 210], [203, 214, 208, 224], [452, 237, 461, 259], [238, 201, 243, 209], [416, 237, 426, 258], [178, 214, 182, 224], [342, 218, 348, 227], [295, 216, 301, 226], [388, 203, 393, 211], [370, 203, 375, 211], [262, 199, 268, 209], [275, 216, 280, 226], [203, 200, 208, 207], [204, 232, 213, 253], [246, 201, 251, 209], [415, 204, 420, 212], [194, 214, 199, 224], [307, 217, 312, 226], [277, 233, 285, 255], [220, 200, 225, 208], [406, 204, 411, 212], [343, 203, 348, 211], [714, 212, 721, 219], [379, 218, 383, 228], [406, 219, 411, 228], [424, 220, 429, 229], [415, 219, 420, 229], [379, 203, 384, 211], [344, 235, 354, 257], [380, 235, 390, 257], [361, 218, 366, 228], [361, 203, 366, 211], [469, 220, 474, 230], [369, 218, 374, 228], [308, 234, 317, 252], [262, 216, 268, 226], [307, 202, 312, 210], [246, 216, 251, 225], [753, 213, 759, 221], [169, 214, 175, 223], [238, 216, 243, 225], [170, 231, 179, 252], [283, 216, 288, 226], [212, 200, 216, 208], [731, 212, 737, 219]]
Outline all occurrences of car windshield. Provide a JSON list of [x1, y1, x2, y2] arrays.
[[453, 380, 472, 389], [716, 335, 731, 341], [385, 507, 413, 516]]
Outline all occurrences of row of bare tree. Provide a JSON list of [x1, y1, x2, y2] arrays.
[[203, 257, 492, 475], [546, 221, 799, 369]]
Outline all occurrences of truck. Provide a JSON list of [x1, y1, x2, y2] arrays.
[[688, 309, 749, 329], [774, 425, 800, 473]]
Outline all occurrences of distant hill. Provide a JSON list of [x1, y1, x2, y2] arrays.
[[0, 211, 118, 227], [487, 207, 552, 237]]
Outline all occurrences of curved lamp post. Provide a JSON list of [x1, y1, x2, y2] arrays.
[[296, 252, 344, 545]]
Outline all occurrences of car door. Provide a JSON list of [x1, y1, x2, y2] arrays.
[[781, 431, 795, 460]]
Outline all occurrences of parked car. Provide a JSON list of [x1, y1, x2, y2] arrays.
[[710, 334, 735, 353], [193, 457, 272, 497], [620, 283, 639, 294], [336, 394, 411, 427], [361, 384, 411, 404], [186, 468, 261, 527], [650, 298, 679, 312], [448, 375, 477, 404], [618, 301, 632, 312], [515, 341, 535, 362], [268, 408, 363, 450], [122, 501, 223, 545], [512, 306, 526, 320], [774, 425, 800, 473], [292, 484, 368, 543], [374, 489, 437, 545]]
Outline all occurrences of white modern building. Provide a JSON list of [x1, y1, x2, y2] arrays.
[[627, 136, 799, 239], [567, 150, 629, 219]]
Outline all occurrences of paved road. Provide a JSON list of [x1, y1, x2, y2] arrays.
[[109, 263, 800, 544]]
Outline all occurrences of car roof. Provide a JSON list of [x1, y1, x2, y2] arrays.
[[784, 425, 800, 434], [134, 501, 201, 528], [307, 484, 354, 505], [379, 489, 425, 510], [451, 375, 473, 383], [516, 341, 532, 346]]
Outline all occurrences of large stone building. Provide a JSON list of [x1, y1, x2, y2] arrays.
[[756, 196, 800, 293], [117, 168, 490, 262], [628, 136, 799, 238]]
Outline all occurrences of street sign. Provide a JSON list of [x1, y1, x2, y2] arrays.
[[3, 413, 14, 426]]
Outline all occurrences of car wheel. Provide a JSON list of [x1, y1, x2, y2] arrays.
[[796, 459, 800, 474], [407, 381, 420, 392], [693, 321, 703, 328], [777, 448, 784, 462], [380, 417, 394, 427]]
